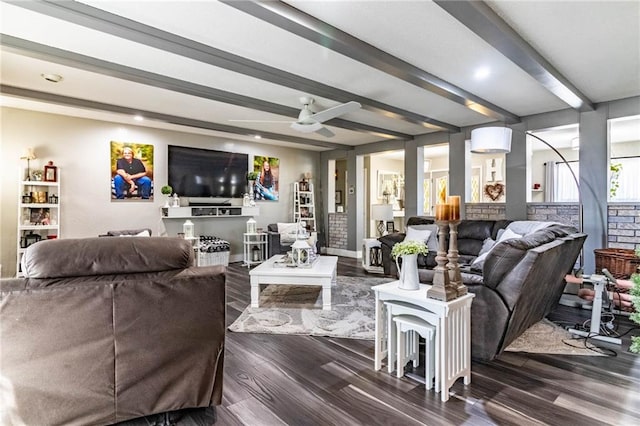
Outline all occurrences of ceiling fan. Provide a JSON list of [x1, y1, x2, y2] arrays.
[[231, 97, 361, 138]]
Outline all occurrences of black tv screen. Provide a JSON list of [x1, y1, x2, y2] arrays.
[[168, 145, 248, 198]]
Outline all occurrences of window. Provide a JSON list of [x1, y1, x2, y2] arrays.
[[610, 157, 640, 201]]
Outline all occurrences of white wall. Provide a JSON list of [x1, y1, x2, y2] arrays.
[[1, 107, 319, 277]]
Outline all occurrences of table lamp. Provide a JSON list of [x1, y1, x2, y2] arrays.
[[371, 203, 394, 237]]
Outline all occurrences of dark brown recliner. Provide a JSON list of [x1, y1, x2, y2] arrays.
[[0, 237, 225, 425]]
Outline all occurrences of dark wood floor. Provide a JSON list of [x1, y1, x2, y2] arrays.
[[215, 257, 640, 426]]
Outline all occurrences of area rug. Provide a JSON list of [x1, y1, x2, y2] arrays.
[[505, 319, 605, 356], [228, 276, 391, 339], [229, 277, 603, 355]]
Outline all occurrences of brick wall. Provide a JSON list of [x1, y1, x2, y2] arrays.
[[608, 203, 640, 250], [328, 213, 348, 249], [465, 203, 640, 249], [526, 203, 580, 229], [465, 203, 506, 220]]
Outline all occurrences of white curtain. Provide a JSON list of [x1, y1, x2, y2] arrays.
[[611, 157, 640, 201], [546, 161, 579, 202], [544, 162, 555, 202]]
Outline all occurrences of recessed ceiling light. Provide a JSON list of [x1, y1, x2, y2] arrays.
[[41, 73, 63, 83], [134, 115, 144, 121], [473, 67, 490, 80], [254, 135, 262, 139]]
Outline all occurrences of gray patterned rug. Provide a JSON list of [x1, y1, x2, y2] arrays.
[[228, 276, 392, 339], [228, 276, 602, 355]]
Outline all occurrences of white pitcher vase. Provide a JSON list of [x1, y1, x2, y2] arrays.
[[396, 253, 420, 290]]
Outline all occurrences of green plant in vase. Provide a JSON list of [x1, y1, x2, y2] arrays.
[[630, 247, 640, 353], [160, 185, 173, 208]]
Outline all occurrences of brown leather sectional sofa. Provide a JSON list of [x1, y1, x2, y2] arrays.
[[0, 237, 226, 425]]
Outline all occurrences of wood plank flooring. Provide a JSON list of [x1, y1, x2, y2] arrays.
[[218, 257, 639, 425]]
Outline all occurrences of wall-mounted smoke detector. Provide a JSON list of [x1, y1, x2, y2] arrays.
[[41, 73, 63, 83]]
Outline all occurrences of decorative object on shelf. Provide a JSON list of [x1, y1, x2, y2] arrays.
[[48, 194, 58, 204], [246, 217, 257, 234], [247, 171, 259, 199], [22, 193, 32, 204], [20, 147, 37, 181], [31, 170, 43, 181], [371, 203, 393, 237], [243, 193, 251, 206], [171, 193, 180, 208], [44, 161, 58, 182], [391, 240, 427, 291], [251, 245, 261, 262], [160, 185, 173, 208], [183, 220, 194, 239], [22, 231, 42, 248], [31, 191, 47, 204]]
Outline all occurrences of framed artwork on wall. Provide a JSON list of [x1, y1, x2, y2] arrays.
[[252, 155, 280, 201], [110, 141, 154, 201]]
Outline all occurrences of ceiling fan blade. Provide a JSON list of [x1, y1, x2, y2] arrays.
[[291, 121, 322, 133], [228, 119, 294, 123], [311, 101, 361, 123], [315, 126, 335, 138]]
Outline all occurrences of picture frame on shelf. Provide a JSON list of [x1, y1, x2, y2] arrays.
[[44, 161, 57, 182], [30, 208, 51, 225]]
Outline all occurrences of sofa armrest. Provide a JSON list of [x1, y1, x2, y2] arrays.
[[267, 231, 282, 256]]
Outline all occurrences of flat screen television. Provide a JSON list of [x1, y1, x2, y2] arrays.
[[168, 145, 248, 199]]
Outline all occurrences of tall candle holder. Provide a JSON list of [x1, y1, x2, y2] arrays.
[[427, 220, 458, 301], [447, 220, 467, 297]]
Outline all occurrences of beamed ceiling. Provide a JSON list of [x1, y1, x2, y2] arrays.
[[1, 0, 639, 151]]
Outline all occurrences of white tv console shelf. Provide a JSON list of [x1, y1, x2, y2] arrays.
[[162, 206, 259, 219]]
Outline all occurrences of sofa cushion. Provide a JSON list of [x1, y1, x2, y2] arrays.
[[22, 237, 194, 279], [277, 222, 305, 243]]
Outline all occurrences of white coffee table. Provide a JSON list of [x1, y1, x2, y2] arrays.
[[250, 255, 338, 310]]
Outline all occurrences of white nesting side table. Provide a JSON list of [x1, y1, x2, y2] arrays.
[[372, 281, 474, 402]]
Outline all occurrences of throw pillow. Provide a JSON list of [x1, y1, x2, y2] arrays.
[[277, 222, 305, 244], [405, 224, 438, 252], [478, 237, 495, 256], [471, 230, 522, 270], [404, 226, 431, 245]]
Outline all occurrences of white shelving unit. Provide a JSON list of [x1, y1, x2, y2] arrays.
[[162, 205, 259, 218], [293, 181, 316, 232], [17, 175, 61, 277], [243, 233, 268, 268]]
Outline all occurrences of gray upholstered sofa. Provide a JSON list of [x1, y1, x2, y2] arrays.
[[379, 217, 586, 360], [0, 237, 226, 425]]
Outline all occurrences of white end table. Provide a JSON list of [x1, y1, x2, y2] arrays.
[[243, 232, 268, 268], [372, 281, 474, 402], [250, 255, 338, 310], [362, 238, 384, 274]]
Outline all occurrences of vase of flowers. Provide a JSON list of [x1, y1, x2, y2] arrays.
[[391, 240, 428, 290], [247, 171, 259, 199]]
